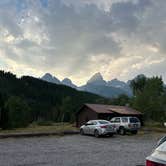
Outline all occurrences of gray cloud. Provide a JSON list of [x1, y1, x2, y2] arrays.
[[110, 0, 152, 33], [0, 0, 166, 84]]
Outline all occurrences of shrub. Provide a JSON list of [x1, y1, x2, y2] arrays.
[[4, 96, 31, 129]]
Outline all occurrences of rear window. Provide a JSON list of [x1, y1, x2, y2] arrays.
[[98, 120, 109, 124], [129, 117, 139, 123]]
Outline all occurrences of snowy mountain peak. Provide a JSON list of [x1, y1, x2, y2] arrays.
[[87, 72, 106, 85], [41, 73, 61, 84], [62, 78, 72, 84], [43, 73, 52, 78], [62, 78, 77, 89], [108, 78, 126, 88]]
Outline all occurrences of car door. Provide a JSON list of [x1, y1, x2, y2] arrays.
[[88, 121, 97, 135], [113, 118, 121, 130], [83, 121, 93, 134], [110, 118, 116, 125]]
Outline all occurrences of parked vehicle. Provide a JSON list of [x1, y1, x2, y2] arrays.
[[157, 135, 166, 147], [80, 120, 116, 138], [146, 135, 166, 166], [110, 117, 141, 135], [164, 122, 166, 127]]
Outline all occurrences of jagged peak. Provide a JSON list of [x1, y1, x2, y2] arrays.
[[41, 73, 60, 84], [62, 78, 72, 84], [87, 72, 106, 85], [62, 78, 77, 88], [88, 72, 103, 81], [43, 73, 53, 77]]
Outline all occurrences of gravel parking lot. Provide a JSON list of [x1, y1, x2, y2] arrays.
[[0, 133, 164, 166]]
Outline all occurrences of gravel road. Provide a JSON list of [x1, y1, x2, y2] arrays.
[[0, 133, 164, 166]]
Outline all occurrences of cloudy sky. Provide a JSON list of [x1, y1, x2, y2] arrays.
[[0, 0, 166, 85]]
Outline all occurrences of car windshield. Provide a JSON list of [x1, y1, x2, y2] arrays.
[[157, 136, 166, 147], [129, 117, 139, 123], [98, 120, 109, 124], [156, 141, 166, 152]]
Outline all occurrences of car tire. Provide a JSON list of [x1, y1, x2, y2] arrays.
[[131, 130, 138, 135], [119, 127, 126, 135], [94, 130, 100, 138], [109, 133, 113, 137], [80, 129, 84, 135]]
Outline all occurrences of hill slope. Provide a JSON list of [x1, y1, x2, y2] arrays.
[[0, 71, 108, 122]]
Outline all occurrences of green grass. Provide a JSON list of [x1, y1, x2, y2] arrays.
[[0, 123, 78, 134], [142, 121, 166, 133], [145, 121, 164, 127]]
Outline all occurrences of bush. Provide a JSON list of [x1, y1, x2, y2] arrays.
[[4, 96, 31, 129]]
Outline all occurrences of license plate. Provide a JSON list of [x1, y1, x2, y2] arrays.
[[107, 126, 113, 130]]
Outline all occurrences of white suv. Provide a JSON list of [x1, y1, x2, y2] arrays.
[[110, 117, 141, 135]]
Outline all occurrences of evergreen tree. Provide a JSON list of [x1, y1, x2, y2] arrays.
[[4, 96, 31, 128], [131, 76, 165, 121]]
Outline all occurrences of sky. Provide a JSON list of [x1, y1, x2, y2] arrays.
[[0, 0, 166, 85]]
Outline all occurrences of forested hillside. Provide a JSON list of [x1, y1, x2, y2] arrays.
[[0, 71, 108, 129], [0, 70, 165, 129]]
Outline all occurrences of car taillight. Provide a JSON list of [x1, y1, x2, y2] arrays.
[[100, 125, 107, 128], [146, 160, 165, 166]]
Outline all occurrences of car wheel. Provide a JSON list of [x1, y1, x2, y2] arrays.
[[80, 129, 84, 135], [119, 127, 126, 135], [94, 130, 100, 138], [109, 133, 113, 137], [131, 130, 137, 135]]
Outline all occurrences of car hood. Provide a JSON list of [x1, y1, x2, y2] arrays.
[[148, 141, 166, 164], [80, 125, 85, 128]]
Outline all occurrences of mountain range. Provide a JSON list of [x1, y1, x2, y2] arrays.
[[41, 72, 133, 98]]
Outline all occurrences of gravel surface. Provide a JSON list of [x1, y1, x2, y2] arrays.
[[0, 133, 164, 166]]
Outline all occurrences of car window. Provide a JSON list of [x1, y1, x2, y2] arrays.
[[122, 117, 128, 123], [110, 118, 115, 122], [92, 121, 97, 125], [86, 121, 93, 125], [114, 118, 120, 123], [98, 120, 109, 124], [129, 117, 139, 123]]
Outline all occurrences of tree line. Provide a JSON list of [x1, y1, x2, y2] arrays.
[[110, 75, 166, 122], [0, 71, 107, 129]]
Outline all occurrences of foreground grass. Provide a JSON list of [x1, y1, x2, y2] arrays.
[[0, 123, 78, 134], [0, 121, 165, 135]]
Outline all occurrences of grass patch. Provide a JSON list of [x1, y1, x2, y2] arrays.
[[0, 123, 78, 134], [35, 120, 54, 126], [144, 121, 164, 128], [142, 121, 166, 133]]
